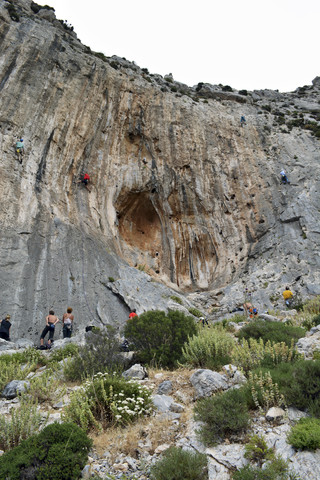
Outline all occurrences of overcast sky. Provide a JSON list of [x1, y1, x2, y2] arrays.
[[44, 0, 319, 93]]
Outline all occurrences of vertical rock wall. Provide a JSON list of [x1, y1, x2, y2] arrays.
[[0, 0, 320, 338]]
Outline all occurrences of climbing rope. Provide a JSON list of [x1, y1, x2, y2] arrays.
[[76, 186, 96, 324]]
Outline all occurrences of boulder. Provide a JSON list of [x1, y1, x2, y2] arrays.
[[122, 364, 147, 380], [296, 330, 320, 358], [14, 339, 34, 349], [0, 339, 15, 352], [157, 380, 173, 395], [2, 380, 30, 399], [190, 369, 228, 398], [169, 402, 184, 413], [152, 394, 173, 412], [266, 407, 286, 422]]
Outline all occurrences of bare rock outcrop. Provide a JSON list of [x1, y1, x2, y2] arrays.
[[0, 0, 320, 339]]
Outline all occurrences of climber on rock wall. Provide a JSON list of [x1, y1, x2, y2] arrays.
[[240, 116, 246, 127], [280, 169, 290, 184], [76, 173, 91, 191], [15, 138, 24, 163]]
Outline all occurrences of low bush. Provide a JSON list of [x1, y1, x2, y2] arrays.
[[63, 373, 153, 431], [64, 326, 125, 381], [194, 387, 250, 446], [244, 434, 274, 466], [28, 368, 65, 405], [150, 446, 208, 480], [0, 422, 92, 480], [0, 397, 43, 451], [253, 360, 320, 417], [181, 325, 235, 369], [170, 295, 183, 305], [287, 417, 320, 450], [188, 307, 203, 318], [231, 338, 299, 373], [232, 456, 299, 479], [124, 310, 197, 368], [0, 360, 32, 392], [246, 371, 286, 412], [48, 343, 79, 364], [237, 320, 305, 347]]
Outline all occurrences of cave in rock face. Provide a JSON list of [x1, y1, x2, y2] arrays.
[[117, 192, 164, 275], [116, 191, 219, 290]]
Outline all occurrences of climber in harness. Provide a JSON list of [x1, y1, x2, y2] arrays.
[[76, 173, 91, 191], [280, 169, 290, 185], [15, 138, 24, 163], [240, 116, 246, 127]]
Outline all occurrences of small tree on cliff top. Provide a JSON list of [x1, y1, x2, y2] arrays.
[[124, 310, 197, 368]]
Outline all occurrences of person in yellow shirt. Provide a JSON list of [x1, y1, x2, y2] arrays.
[[283, 287, 293, 307]]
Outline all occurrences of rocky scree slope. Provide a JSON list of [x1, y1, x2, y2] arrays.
[[0, 0, 320, 339]]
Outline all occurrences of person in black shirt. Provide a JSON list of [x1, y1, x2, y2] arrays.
[[0, 314, 12, 341]]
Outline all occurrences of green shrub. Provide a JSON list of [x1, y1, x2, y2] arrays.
[[181, 325, 235, 369], [0, 360, 32, 392], [170, 295, 183, 305], [63, 373, 153, 431], [150, 446, 208, 480], [108, 276, 115, 282], [232, 456, 299, 479], [222, 85, 233, 92], [48, 343, 79, 364], [0, 422, 92, 480], [237, 320, 305, 347], [244, 435, 274, 466], [188, 307, 203, 318], [287, 417, 320, 450], [194, 387, 250, 446], [231, 338, 299, 373], [64, 326, 125, 381], [124, 310, 196, 368], [28, 367, 65, 405], [254, 360, 320, 417], [0, 397, 43, 451], [246, 371, 286, 412]]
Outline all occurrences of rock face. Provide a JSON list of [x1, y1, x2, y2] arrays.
[[0, 0, 320, 339]]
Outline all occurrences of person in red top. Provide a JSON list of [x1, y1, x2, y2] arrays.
[[129, 309, 138, 319], [77, 173, 91, 191]]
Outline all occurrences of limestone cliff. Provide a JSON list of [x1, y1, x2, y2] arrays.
[[0, 0, 320, 339]]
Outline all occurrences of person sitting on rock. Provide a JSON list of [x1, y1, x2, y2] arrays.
[[62, 307, 74, 338], [0, 314, 12, 341], [128, 309, 138, 319], [40, 310, 59, 348], [280, 169, 290, 184], [77, 173, 91, 191], [282, 287, 293, 307], [15, 138, 24, 164]]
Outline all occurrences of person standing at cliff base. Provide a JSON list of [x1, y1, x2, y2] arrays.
[[62, 307, 74, 338], [129, 309, 138, 319], [40, 310, 59, 347], [0, 314, 12, 341]]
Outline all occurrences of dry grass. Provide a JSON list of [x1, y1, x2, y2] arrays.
[[91, 368, 195, 463]]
